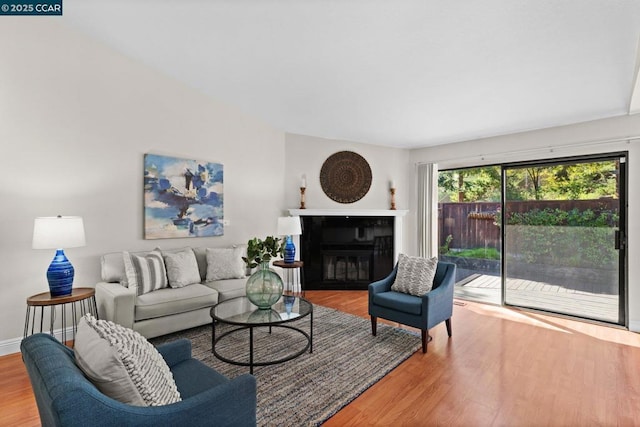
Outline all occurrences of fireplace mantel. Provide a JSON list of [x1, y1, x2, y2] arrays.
[[288, 209, 408, 263], [288, 209, 408, 217]]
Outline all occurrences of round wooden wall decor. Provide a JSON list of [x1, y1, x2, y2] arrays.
[[319, 151, 372, 203]]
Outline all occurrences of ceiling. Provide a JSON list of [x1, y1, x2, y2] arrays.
[[63, 1, 640, 149]]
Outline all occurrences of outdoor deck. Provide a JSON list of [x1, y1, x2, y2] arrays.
[[456, 274, 619, 323]]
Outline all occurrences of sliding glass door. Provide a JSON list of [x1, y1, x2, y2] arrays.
[[502, 155, 626, 324], [438, 153, 627, 325]]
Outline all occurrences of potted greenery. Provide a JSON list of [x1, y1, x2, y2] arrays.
[[242, 236, 285, 309], [242, 236, 285, 268]]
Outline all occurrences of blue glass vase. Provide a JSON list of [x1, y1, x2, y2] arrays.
[[246, 262, 284, 310], [47, 249, 74, 297], [283, 235, 296, 263], [284, 295, 295, 316]]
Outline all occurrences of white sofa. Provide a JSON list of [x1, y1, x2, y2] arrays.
[[95, 247, 247, 338]]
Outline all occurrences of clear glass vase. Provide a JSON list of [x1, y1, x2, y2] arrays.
[[246, 262, 283, 309]]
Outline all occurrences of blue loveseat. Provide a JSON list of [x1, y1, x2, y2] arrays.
[[21, 333, 257, 427]]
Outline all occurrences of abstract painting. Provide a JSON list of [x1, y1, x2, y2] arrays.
[[144, 153, 224, 239]]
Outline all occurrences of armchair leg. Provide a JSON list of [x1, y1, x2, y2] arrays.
[[445, 318, 452, 337], [421, 330, 432, 353], [371, 316, 377, 336]]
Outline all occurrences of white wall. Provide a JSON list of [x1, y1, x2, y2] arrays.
[[0, 20, 286, 348], [284, 134, 411, 210], [410, 114, 640, 331], [283, 133, 413, 249]]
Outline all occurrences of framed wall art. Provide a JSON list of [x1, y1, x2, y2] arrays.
[[144, 153, 224, 239], [319, 151, 372, 203]]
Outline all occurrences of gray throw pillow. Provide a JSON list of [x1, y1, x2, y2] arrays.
[[205, 247, 246, 281], [391, 254, 438, 296], [122, 249, 168, 296], [163, 248, 201, 288], [74, 314, 181, 407]]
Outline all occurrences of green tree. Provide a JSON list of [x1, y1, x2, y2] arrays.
[[438, 166, 501, 202], [548, 161, 617, 200], [505, 161, 616, 201], [441, 160, 618, 203], [505, 167, 555, 201]]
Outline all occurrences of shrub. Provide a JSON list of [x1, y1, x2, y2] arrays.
[[505, 208, 618, 269]]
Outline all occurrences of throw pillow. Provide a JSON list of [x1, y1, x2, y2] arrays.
[[163, 248, 201, 288], [391, 254, 438, 296], [205, 247, 246, 281], [122, 249, 168, 296], [74, 314, 181, 407]]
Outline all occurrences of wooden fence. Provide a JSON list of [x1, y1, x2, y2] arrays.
[[438, 199, 618, 250]]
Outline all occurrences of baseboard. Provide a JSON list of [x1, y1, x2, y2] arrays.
[[629, 320, 640, 333], [0, 336, 23, 356], [0, 326, 75, 356]]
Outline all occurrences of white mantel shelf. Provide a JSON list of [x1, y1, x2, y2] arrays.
[[288, 209, 408, 217]]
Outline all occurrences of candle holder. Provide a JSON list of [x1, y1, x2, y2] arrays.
[[299, 187, 306, 209], [390, 188, 396, 210]]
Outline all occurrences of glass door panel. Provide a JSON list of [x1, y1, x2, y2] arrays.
[[438, 166, 502, 305], [503, 156, 625, 324]]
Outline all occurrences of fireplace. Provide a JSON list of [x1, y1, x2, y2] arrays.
[[299, 215, 395, 290]]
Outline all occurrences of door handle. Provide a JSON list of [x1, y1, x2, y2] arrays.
[[615, 230, 625, 250]]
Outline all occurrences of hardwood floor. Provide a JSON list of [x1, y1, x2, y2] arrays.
[[3, 290, 640, 426], [0, 352, 39, 427]]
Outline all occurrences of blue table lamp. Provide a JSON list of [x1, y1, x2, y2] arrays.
[[277, 216, 302, 264], [32, 216, 86, 297]]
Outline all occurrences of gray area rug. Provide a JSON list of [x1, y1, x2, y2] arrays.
[[151, 305, 421, 426]]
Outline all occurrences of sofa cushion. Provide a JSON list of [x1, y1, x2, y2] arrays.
[[135, 283, 219, 321], [163, 248, 201, 288], [391, 254, 438, 296], [204, 277, 247, 302], [191, 247, 208, 282], [101, 252, 126, 283], [101, 246, 245, 284], [123, 249, 169, 295], [74, 314, 181, 407], [206, 247, 246, 281], [373, 291, 423, 315]]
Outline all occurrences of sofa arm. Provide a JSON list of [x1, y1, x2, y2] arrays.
[[369, 266, 397, 296], [55, 373, 257, 427], [95, 282, 135, 329], [423, 263, 456, 326]]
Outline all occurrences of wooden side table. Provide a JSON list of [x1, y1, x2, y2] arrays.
[[24, 287, 98, 346], [273, 260, 305, 296]]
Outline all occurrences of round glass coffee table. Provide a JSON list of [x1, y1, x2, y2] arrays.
[[211, 296, 313, 374]]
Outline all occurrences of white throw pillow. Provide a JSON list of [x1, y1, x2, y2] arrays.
[[205, 247, 246, 281], [74, 314, 181, 407], [122, 249, 168, 296], [391, 254, 438, 296], [163, 248, 201, 288]]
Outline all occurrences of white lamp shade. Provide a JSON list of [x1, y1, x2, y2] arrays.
[[33, 216, 86, 249], [277, 216, 302, 236]]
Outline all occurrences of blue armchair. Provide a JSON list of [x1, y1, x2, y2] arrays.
[[369, 261, 456, 353], [21, 333, 257, 427]]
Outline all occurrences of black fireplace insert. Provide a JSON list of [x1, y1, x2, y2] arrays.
[[300, 216, 394, 290]]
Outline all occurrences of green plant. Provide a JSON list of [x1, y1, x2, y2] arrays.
[[241, 236, 285, 268], [453, 247, 501, 260], [439, 234, 453, 254]]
